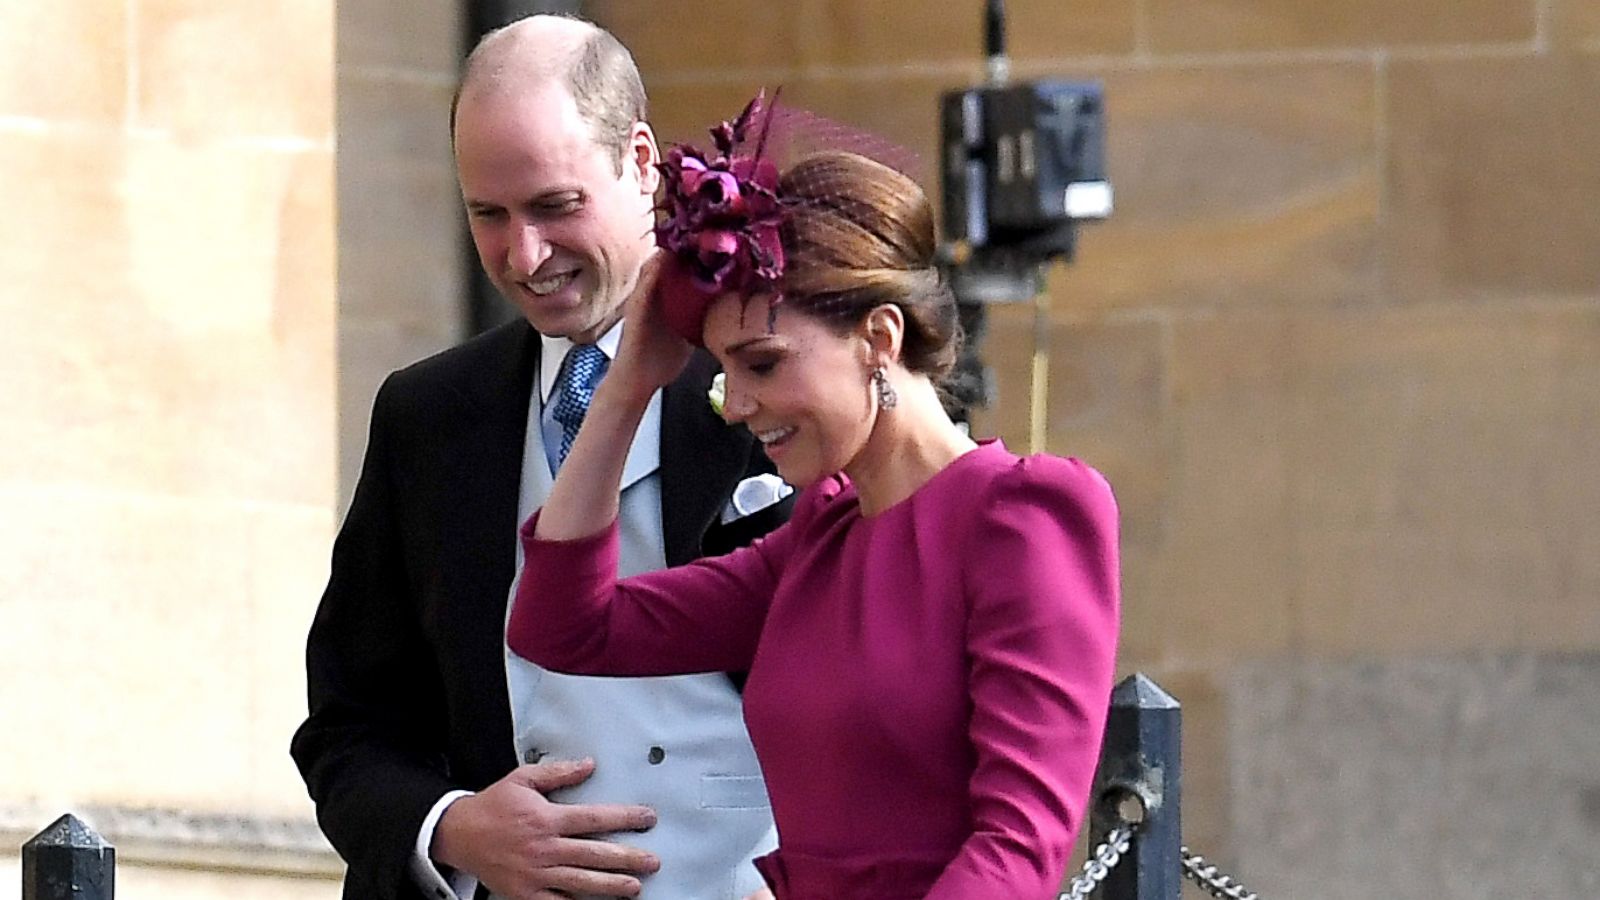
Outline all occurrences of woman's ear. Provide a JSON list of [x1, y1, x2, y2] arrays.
[[862, 304, 905, 365]]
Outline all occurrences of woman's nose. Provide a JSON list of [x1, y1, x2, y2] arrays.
[[721, 381, 755, 424]]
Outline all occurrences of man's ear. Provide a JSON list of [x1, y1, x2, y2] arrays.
[[629, 121, 661, 194]]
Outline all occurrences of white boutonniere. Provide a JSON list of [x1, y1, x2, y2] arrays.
[[708, 371, 727, 417], [722, 473, 795, 523]]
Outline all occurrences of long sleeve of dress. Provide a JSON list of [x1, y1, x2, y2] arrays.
[[508, 484, 819, 677], [925, 457, 1121, 900]]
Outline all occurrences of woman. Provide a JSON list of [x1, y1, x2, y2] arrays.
[[509, 102, 1120, 899]]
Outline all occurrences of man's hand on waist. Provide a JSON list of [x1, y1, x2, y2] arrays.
[[432, 758, 660, 900]]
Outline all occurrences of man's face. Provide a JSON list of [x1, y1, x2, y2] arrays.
[[454, 82, 659, 342]]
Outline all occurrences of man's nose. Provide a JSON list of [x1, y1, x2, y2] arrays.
[[507, 221, 552, 276]]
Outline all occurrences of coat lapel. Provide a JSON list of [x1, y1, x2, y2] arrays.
[[659, 352, 757, 567], [440, 321, 539, 586], [428, 323, 539, 779]]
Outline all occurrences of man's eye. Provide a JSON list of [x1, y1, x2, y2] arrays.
[[748, 360, 778, 376], [469, 208, 504, 221]]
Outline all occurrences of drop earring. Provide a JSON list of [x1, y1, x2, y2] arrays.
[[872, 366, 898, 410]]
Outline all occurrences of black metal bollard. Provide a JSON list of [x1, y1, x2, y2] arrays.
[[1089, 673, 1182, 900], [22, 814, 114, 900]]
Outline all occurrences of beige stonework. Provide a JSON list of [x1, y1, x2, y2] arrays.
[[137, 0, 334, 140], [1286, 303, 1600, 654], [1553, 0, 1600, 50], [1068, 62, 1382, 313], [589, 0, 807, 75], [579, 4, 1598, 892], [1147, 0, 1539, 53], [1387, 54, 1600, 303], [334, 0, 463, 513], [7, 1, 1579, 896], [1, 0, 339, 893], [0, 1, 127, 125], [0, 856, 339, 900]]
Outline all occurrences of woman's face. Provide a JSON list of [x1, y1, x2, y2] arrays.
[[703, 293, 876, 487]]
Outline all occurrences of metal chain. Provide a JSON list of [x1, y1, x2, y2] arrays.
[[1058, 825, 1135, 900], [1180, 845, 1259, 900]]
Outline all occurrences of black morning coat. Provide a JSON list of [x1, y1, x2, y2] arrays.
[[290, 320, 791, 899]]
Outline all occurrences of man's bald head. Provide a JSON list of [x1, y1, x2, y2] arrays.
[[452, 14, 647, 173]]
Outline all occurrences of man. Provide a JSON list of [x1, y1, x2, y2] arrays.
[[291, 16, 789, 900]]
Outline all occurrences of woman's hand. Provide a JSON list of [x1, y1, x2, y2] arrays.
[[533, 251, 685, 543], [610, 251, 693, 403]]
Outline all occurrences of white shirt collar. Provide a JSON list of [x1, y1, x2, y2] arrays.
[[538, 319, 625, 405]]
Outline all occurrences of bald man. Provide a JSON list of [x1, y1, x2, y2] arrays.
[[291, 16, 788, 900]]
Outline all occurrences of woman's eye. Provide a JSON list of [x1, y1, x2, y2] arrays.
[[747, 359, 778, 376]]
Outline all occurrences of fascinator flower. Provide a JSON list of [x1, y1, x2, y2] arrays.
[[654, 92, 787, 346]]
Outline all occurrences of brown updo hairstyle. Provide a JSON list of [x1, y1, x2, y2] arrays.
[[775, 151, 962, 384]]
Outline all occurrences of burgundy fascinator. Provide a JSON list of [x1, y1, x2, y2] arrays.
[[653, 91, 923, 345], [653, 92, 786, 346]]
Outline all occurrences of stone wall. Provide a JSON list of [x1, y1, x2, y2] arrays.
[[0, 0, 341, 894], [336, 0, 464, 512], [21, 0, 1578, 895], [596, 0, 1600, 895]]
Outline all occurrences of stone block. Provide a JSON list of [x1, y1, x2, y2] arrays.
[[1229, 654, 1600, 899], [0, 132, 131, 301], [0, 0, 127, 124], [337, 155, 464, 330], [0, 131, 336, 508], [137, 0, 334, 140], [779, 73, 971, 179], [338, 0, 460, 74], [337, 319, 460, 513], [246, 508, 336, 815], [0, 856, 341, 899], [1147, 0, 1537, 53], [1042, 317, 1169, 549], [1137, 312, 1298, 665], [588, 0, 806, 74], [1553, 0, 1600, 49], [0, 489, 329, 810], [798, 0, 1135, 68], [1386, 55, 1600, 304], [1285, 304, 1600, 654], [1010, 0, 1139, 64], [976, 312, 1170, 551], [978, 308, 1299, 667], [644, 80, 785, 149], [1063, 63, 1380, 313], [338, 71, 455, 171], [993, 307, 1291, 664], [649, 73, 960, 186]]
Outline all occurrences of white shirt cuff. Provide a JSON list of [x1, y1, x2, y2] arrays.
[[411, 790, 478, 900]]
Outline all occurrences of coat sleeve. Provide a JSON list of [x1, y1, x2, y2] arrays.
[[926, 457, 1121, 900], [289, 374, 456, 900]]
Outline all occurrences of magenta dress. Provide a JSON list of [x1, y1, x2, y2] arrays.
[[509, 440, 1120, 899]]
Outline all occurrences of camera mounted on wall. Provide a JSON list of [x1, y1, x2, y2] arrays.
[[940, 79, 1110, 299], [936, 0, 1111, 441]]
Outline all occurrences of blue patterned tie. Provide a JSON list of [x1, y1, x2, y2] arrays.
[[551, 344, 609, 465]]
